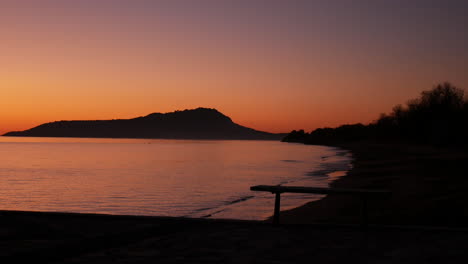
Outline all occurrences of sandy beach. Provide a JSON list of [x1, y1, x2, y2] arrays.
[[1, 210, 467, 263], [2, 142, 468, 263], [280, 142, 468, 227]]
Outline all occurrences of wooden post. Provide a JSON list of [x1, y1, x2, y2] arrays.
[[273, 192, 281, 225], [250, 185, 390, 228]]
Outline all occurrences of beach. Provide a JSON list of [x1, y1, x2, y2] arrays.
[[279, 142, 468, 227], [1, 210, 467, 263], [2, 142, 468, 263]]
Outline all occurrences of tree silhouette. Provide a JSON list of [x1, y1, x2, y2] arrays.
[[283, 82, 468, 146]]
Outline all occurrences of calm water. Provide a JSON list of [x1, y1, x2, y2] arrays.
[[0, 137, 351, 220]]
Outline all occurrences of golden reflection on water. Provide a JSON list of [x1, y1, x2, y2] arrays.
[[0, 137, 351, 220]]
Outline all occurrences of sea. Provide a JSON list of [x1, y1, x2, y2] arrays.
[[0, 137, 352, 220]]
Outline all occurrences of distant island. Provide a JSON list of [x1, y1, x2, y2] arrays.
[[3, 108, 284, 140]]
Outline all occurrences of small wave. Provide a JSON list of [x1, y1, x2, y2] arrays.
[[202, 208, 226, 218], [224, 195, 254, 206], [187, 195, 255, 218], [200, 196, 255, 218], [306, 169, 334, 177], [281, 159, 303, 163], [306, 153, 352, 178], [191, 207, 216, 213]]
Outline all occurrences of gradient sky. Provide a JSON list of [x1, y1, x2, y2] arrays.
[[1, 0, 468, 134]]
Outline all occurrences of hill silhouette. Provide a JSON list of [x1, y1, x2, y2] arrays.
[[3, 108, 283, 140]]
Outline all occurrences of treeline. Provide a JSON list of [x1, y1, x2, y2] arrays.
[[283, 82, 468, 146]]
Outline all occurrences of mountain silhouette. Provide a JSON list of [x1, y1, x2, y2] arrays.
[[3, 108, 283, 140]]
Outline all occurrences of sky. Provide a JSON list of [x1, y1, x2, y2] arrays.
[[1, 0, 468, 134]]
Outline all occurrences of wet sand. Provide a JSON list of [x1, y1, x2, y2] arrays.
[[2, 142, 468, 263]]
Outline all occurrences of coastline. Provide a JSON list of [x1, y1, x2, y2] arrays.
[[2, 142, 468, 262], [277, 141, 468, 227]]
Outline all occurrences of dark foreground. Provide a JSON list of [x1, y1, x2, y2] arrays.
[[1, 210, 467, 264]]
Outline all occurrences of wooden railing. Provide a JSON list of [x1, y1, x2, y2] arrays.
[[250, 185, 391, 226]]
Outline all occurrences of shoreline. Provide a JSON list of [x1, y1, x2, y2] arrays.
[[2, 140, 465, 227], [2, 142, 468, 262], [277, 141, 468, 227], [0, 138, 349, 221]]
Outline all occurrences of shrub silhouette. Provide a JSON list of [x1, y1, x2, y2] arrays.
[[375, 82, 467, 145], [281, 129, 307, 143]]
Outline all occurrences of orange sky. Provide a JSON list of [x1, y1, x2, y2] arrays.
[[1, 1, 468, 135]]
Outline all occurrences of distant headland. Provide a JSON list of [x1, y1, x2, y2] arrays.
[[3, 108, 284, 140]]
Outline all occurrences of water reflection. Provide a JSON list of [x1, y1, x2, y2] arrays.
[[0, 137, 351, 220]]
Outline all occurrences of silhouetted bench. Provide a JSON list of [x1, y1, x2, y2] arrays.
[[250, 185, 391, 226]]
